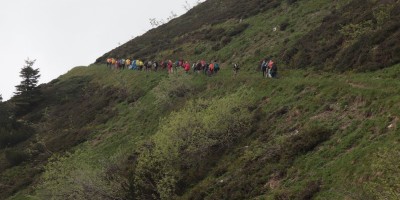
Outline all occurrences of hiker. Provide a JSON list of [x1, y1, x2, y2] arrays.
[[214, 60, 220, 74], [153, 61, 159, 71], [174, 60, 180, 73], [138, 60, 144, 71], [130, 59, 137, 70], [192, 63, 196, 72], [112, 58, 117, 69], [125, 59, 131, 69], [163, 60, 168, 70], [261, 59, 268, 78], [195, 61, 202, 74], [184, 61, 191, 73], [178, 60, 183, 68], [208, 61, 214, 76], [267, 59, 274, 78], [106, 58, 112, 68], [204, 62, 209, 75], [233, 63, 240, 75], [270, 60, 278, 78], [116, 59, 121, 69], [159, 60, 166, 70], [120, 59, 125, 70], [167, 60, 173, 74], [146, 61, 153, 72]]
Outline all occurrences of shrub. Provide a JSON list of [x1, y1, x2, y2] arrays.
[[228, 23, 250, 37], [5, 149, 31, 166], [134, 87, 257, 199], [212, 43, 222, 51], [205, 28, 226, 41], [280, 21, 290, 31], [299, 180, 321, 200], [151, 75, 195, 108], [194, 45, 206, 55], [339, 21, 374, 42], [0, 128, 33, 149], [284, 123, 333, 157], [0, 105, 33, 148], [373, 4, 395, 28], [221, 36, 232, 46]]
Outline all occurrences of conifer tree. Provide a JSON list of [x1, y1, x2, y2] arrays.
[[15, 59, 40, 96], [14, 58, 41, 115]]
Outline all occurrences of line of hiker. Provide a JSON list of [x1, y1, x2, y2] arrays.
[[106, 58, 221, 76], [105, 57, 277, 78], [260, 58, 278, 78]]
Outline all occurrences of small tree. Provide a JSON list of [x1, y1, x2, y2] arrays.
[[14, 58, 41, 115], [0, 94, 2, 102], [15, 59, 40, 95]]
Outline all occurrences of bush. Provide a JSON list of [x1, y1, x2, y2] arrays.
[[134, 87, 257, 199], [339, 21, 374, 41], [0, 128, 32, 149], [373, 4, 395, 28], [284, 123, 333, 157], [5, 149, 31, 166], [205, 28, 226, 41], [228, 23, 250, 37], [152, 75, 196, 107], [280, 21, 290, 31], [194, 45, 206, 55], [212, 43, 222, 51]]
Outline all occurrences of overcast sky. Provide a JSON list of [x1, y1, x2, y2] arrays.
[[0, 0, 203, 101]]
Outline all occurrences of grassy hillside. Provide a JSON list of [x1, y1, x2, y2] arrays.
[[97, 0, 399, 72], [1, 0, 400, 199], [2, 63, 399, 200]]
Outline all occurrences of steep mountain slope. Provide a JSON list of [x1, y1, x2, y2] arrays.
[[1, 0, 400, 199], [97, 0, 400, 72], [4, 63, 400, 200]]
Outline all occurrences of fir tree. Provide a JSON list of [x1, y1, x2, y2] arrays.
[[14, 58, 41, 115], [15, 59, 40, 96]]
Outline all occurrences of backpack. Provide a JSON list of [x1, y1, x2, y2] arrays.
[[214, 63, 219, 70]]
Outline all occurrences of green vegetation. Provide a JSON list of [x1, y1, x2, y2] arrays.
[[1, 0, 399, 199], [13, 59, 41, 116], [1, 63, 398, 199]]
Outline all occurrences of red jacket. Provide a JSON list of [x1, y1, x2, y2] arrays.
[[184, 63, 190, 71]]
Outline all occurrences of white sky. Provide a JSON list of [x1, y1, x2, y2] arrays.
[[0, 0, 203, 101]]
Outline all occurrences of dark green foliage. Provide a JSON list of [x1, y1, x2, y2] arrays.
[[273, 180, 321, 200], [194, 45, 206, 55], [13, 59, 42, 116], [287, 0, 298, 5], [5, 149, 31, 166], [205, 28, 226, 41], [0, 126, 32, 149], [299, 180, 321, 200], [0, 102, 33, 149], [284, 124, 333, 157], [227, 23, 250, 37], [280, 21, 289, 31], [14, 59, 40, 96]]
